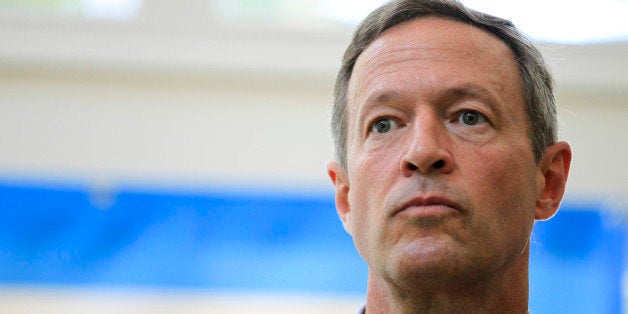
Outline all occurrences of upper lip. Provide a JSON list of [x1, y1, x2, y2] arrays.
[[392, 195, 462, 216]]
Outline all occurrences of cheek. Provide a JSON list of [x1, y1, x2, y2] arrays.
[[470, 139, 537, 199], [346, 152, 401, 254], [349, 139, 404, 204], [346, 159, 386, 230], [465, 144, 538, 233]]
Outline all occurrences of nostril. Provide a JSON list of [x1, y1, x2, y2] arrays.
[[432, 160, 445, 169], [407, 163, 418, 171]]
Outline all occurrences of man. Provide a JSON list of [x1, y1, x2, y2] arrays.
[[326, 0, 572, 313]]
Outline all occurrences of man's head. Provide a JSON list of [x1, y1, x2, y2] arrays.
[[331, 0, 556, 171], [327, 0, 571, 310]]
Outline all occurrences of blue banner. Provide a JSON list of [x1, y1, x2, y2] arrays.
[[0, 181, 624, 313]]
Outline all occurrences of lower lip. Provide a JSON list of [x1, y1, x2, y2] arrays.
[[396, 204, 458, 218]]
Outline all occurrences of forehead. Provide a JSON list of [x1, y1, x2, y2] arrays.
[[348, 17, 522, 108]]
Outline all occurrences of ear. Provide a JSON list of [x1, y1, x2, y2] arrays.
[[327, 161, 352, 234], [535, 141, 572, 220]]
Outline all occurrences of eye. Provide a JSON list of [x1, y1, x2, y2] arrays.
[[370, 117, 397, 134], [458, 110, 487, 126]]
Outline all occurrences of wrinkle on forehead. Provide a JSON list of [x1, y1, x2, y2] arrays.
[[355, 45, 464, 88], [352, 45, 472, 102]]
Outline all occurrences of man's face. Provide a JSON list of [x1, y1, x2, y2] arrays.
[[330, 17, 548, 286]]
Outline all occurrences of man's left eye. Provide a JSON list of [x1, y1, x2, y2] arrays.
[[371, 117, 397, 134], [458, 110, 487, 126]]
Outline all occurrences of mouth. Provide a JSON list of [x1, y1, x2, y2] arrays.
[[392, 195, 462, 218]]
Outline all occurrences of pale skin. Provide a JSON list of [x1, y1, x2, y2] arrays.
[[327, 17, 571, 313]]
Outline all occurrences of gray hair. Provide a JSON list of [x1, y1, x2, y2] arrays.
[[331, 0, 557, 170]]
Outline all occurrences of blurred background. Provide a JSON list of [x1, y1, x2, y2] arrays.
[[0, 0, 626, 313]]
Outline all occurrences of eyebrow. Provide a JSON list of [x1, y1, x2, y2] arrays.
[[446, 84, 499, 103], [362, 83, 503, 107], [358, 90, 404, 120], [365, 91, 402, 105]]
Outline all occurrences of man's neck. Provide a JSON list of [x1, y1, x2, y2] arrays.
[[364, 259, 530, 314]]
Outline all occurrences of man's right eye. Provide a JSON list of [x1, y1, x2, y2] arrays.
[[371, 118, 396, 134]]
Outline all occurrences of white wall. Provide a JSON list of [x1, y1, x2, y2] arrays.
[[0, 9, 348, 191], [0, 65, 335, 188]]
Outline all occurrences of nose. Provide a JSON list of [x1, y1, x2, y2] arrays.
[[400, 117, 454, 176]]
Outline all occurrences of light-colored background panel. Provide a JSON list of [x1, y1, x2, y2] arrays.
[[0, 65, 335, 185], [557, 89, 627, 205], [0, 286, 364, 314]]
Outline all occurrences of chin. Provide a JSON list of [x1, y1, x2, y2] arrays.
[[384, 236, 476, 286]]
